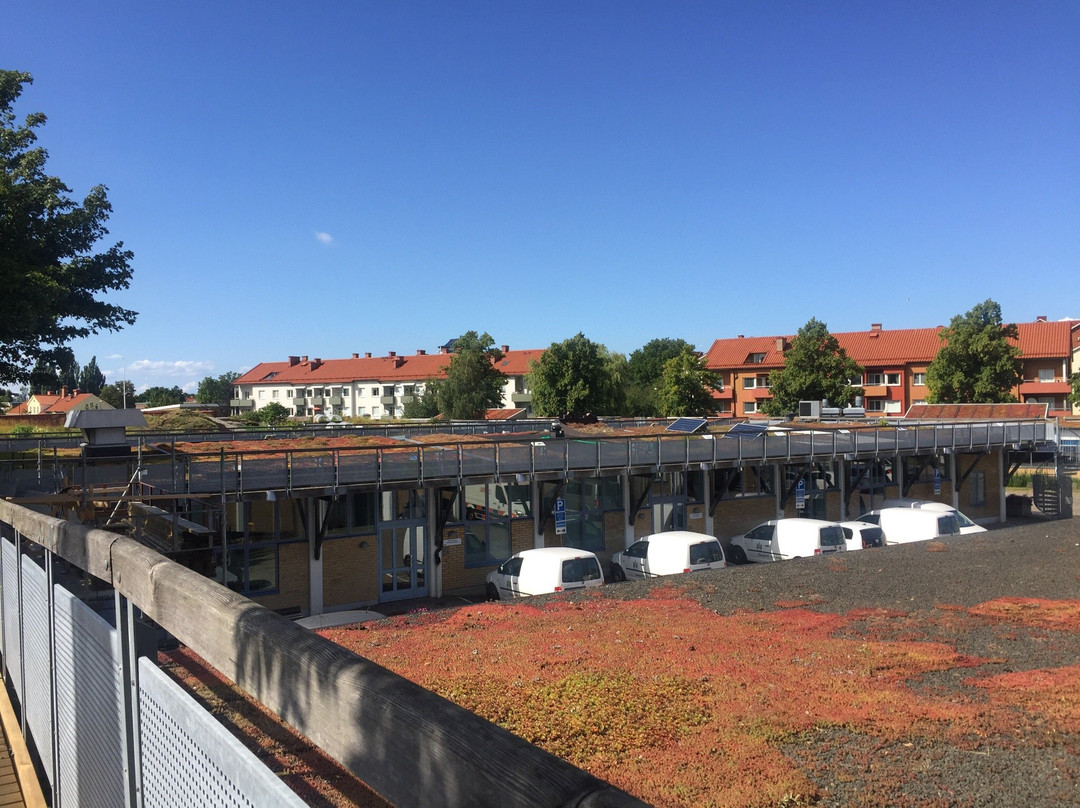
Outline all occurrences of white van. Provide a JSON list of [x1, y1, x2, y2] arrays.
[[879, 499, 987, 534], [609, 531, 726, 581], [485, 547, 604, 600], [859, 508, 961, 544], [727, 519, 846, 564], [839, 520, 884, 551]]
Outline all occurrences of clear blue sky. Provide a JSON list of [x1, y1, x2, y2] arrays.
[[5, 1, 1078, 392]]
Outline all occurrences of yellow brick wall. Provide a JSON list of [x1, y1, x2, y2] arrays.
[[322, 533, 379, 607], [714, 496, 778, 539], [251, 541, 310, 614]]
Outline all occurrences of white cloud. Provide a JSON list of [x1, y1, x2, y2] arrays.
[[123, 360, 217, 393], [315, 231, 334, 245]]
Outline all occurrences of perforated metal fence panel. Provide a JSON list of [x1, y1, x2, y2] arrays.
[[138, 658, 307, 807], [1, 538, 22, 697], [53, 585, 127, 808], [21, 552, 54, 788]]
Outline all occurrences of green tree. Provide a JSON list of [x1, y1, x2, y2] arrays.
[[139, 385, 186, 407], [78, 355, 106, 395], [1070, 372, 1080, 408], [256, 401, 290, 426], [98, 379, 134, 408], [403, 380, 441, 419], [626, 338, 694, 416], [28, 346, 78, 394], [435, 331, 506, 419], [656, 347, 723, 417], [926, 300, 1022, 404], [528, 333, 623, 417], [760, 318, 864, 416], [0, 71, 136, 385], [196, 371, 241, 410]]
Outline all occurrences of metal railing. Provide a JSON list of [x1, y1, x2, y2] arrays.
[[1, 419, 1057, 500], [0, 499, 646, 808]]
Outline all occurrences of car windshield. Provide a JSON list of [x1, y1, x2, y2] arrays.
[[938, 514, 960, 535], [562, 557, 602, 583], [689, 541, 723, 565], [819, 525, 845, 546]]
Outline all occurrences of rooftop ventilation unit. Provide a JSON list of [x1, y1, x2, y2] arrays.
[[798, 400, 821, 419]]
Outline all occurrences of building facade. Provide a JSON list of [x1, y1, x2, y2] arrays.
[[704, 318, 1079, 418]]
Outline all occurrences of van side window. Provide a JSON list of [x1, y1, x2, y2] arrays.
[[746, 524, 774, 542], [626, 541, 648, 559], [938, 515, 960, 535], [499, 557, 523, 576]]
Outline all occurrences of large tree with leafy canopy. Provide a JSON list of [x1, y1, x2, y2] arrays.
[[656, 347, 723, 417], [760, 318, 864, 416], [528, 333, 625, 417], [78, 355, 106, 395], [436, 331, 506, 419], [0, 71, 136, 385], [626, 337, 694, 416], [926, 300, 1022, 403], [196, 371, 241, 410]]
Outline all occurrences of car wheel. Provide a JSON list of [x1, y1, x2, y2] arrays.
[[485, 582, 500, 601], [729, 545, 747, 565], [609, 563, 627, 582]]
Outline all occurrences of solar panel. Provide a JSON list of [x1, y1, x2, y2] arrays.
[[666, 417, 709, 434], [725, 421, 769, 438]]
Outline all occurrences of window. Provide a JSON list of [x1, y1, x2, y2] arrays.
[[286, 389, 294, 398], [342, 388, 350, 396], [747, 353, 766, 364], [971, 470, 986, 506], [545, 478, 621, 552], [744, 402, 757, 414], [866, 400, 885, 412], [867, 373, 884, 386], [371, 388, 378, 397], [562, 557, 602, 583], [1038, 368, 1055, 382], [885, 373, 901, 386], [456, 483, 532, 567], [912, 373, 926, 386], [743, 375, 769, 390], [258, 390, 265, 399], [850, 374, 864, 385], [272, 390, 279, 398]]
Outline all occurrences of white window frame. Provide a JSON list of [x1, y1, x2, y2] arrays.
[[744, 401, 758, 414], [885, 373, 901, 387], [912, 373, 926, 386]]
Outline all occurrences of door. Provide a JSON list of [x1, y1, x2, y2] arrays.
[[651, 497, 686, 533], [745, 523, 776, 563], [379, 521, 427, 601], [377, 489, 429, 602]]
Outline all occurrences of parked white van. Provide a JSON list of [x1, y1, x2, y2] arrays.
[[727, 519, 846, 564], [859, 508, 961, 544], [839, 520, 884, 551], [609, 531, 726, 581], [879, 499, 987, 534], [485, 547, 604, 600]]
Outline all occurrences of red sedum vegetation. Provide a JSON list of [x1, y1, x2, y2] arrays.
[[317, 592, 1080, 808]]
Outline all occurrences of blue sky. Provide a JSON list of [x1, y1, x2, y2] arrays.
[[5, 1, 1078, 392]]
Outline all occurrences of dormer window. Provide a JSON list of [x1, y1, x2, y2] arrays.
[[747, 353, 766, 364]]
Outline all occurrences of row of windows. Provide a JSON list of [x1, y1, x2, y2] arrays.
[[244, 385, 422, 400]]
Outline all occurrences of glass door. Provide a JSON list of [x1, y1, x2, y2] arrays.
[[378, 490, 429, 602]]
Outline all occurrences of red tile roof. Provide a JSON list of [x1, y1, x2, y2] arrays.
[[13, 392, 108, 414], [235, 353, 455, 386], [705, 320, 1076, 371], [1013, 319, 1076, 359], [496, 349, 545, 375]]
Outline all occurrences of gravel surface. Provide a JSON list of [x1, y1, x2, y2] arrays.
[[590, 514, 1080, 807]]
